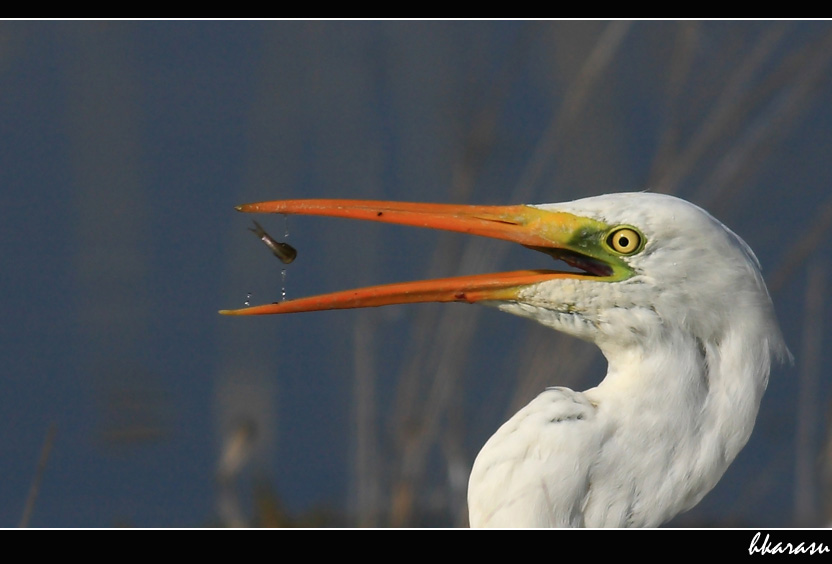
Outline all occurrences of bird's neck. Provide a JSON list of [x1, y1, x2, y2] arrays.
[[590, 333, 711, 447], [586, 325, 768, 518]]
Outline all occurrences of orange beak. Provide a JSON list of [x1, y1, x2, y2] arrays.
[[219, 199, 609, 316]]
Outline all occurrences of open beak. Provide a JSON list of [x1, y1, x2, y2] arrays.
[[219, 199, 613, 316]]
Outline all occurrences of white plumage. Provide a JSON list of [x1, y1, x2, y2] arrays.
[[469, 193, 788, 527]]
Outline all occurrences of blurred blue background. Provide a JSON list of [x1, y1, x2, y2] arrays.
[[2, 20, 831, 527]]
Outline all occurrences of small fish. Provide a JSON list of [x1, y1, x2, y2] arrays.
[[249, 220, 297, 264]]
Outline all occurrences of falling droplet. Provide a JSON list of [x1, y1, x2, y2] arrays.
[[282, 214, 290, 238], [244, 292, 252, 307], [280, 269, 287, 301]]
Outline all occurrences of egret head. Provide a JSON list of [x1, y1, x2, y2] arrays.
[[221, 192, 788, 372]]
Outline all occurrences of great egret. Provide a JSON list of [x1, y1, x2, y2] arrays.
[[221, 192, 789, 527]]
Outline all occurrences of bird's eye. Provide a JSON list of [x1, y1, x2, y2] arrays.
[[607, 227, 642, 255]]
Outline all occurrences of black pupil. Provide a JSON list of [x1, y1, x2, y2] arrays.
[[618, 235, 630, 248]]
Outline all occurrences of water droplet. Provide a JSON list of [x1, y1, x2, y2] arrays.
[[244, 292, 252, 307], [281, 269, 287, 301], [282, 214, 290, 238]]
